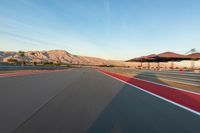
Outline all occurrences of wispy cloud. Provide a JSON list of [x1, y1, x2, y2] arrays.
[[104, 0, 111, 38], [0, 16, 101, 56]]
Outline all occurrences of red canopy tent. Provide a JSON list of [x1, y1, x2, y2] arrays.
[[126, 54, 160, 69], [142, 54, 157, 69], [186, 53, 200, 69], [187, 53, 200, 60], [127, 52, 193, 70], [153, 52, 191, 61]]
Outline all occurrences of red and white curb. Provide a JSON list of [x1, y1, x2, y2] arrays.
[[96, 68, 200, 116]]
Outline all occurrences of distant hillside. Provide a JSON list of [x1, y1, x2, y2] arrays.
[[0, 50, 126, 66]]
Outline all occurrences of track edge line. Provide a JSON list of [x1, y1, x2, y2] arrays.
[[96, 69, 200, 116]]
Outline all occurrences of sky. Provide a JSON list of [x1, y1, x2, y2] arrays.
[[0, 0, 200, 60]]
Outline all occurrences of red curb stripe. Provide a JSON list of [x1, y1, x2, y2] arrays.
[[96, 68, 200, 113]]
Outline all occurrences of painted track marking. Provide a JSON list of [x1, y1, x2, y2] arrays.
[[96, 68, 200, 116]]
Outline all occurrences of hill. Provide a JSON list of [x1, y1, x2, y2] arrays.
[[0, 50, 126, 66]]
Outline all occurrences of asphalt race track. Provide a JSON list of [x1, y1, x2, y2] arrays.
[[105, 69, 200, 87], [0, 68, 200, 133]]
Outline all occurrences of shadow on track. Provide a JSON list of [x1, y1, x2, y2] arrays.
[[134, 71, 169, 85], [86, 72, 168, 133], [86, 71, 200, 133]]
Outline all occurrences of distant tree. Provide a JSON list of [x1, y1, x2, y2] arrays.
[[21, 61, 26, 66], [56, 63, 61, 66], [32, 61, 37, 66], [108, 65, 115, 67], [7, 58, 18, 65], [42, 61, 53, 66], [55, 60, 62, 66], [18, 51, 25, 57], [49, 62, 53, 65], [42, 62, 49, 66], [18, 51, 26, 66], [66, 64, 71, 67], [98, 65, 106, 67], [30, 52, 35, 56]]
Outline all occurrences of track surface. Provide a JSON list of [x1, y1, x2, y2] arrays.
[[0, 68, 200, 133], [107, 68, 200, 86], [97, 69, 200, 113]]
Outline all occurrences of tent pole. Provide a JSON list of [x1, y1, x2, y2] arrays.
[[157, 62, 160, 70], [148, 62, 150, 70], [171, 62, 174, 70], [191, 60, 195, 70]]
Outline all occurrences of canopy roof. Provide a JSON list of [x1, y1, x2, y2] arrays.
[[126, 54, 156, 62], [187, 53, 200, 60], [153, 52, 191, 62], [156, 52, 187, 58], [127, 52, 196, 62]]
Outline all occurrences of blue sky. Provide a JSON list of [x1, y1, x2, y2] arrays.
[[0, 0, 200, 60]]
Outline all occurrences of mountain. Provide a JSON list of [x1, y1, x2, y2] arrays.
[[0, 50, 126, 66]]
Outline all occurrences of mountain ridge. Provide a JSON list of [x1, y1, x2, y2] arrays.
[[0, 50, 126, 66]]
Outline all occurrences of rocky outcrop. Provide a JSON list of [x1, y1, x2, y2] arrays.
[[0, 50, 126, 66]]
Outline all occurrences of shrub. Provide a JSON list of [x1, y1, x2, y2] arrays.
[[30, 52, 35, 56], [18, 51, 25, 57], [32, 61, 37, 66]]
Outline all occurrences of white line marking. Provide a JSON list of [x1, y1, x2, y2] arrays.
[[97, 70, 200, 116], [135, 74, 200, 87], [134, 77, 200, 95], [130, 69, 200, 77], [136, 73, 200, 82], [102, 70, 200, 94]]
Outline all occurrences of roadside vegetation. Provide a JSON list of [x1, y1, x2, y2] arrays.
[[6, 59, 71, 67]]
